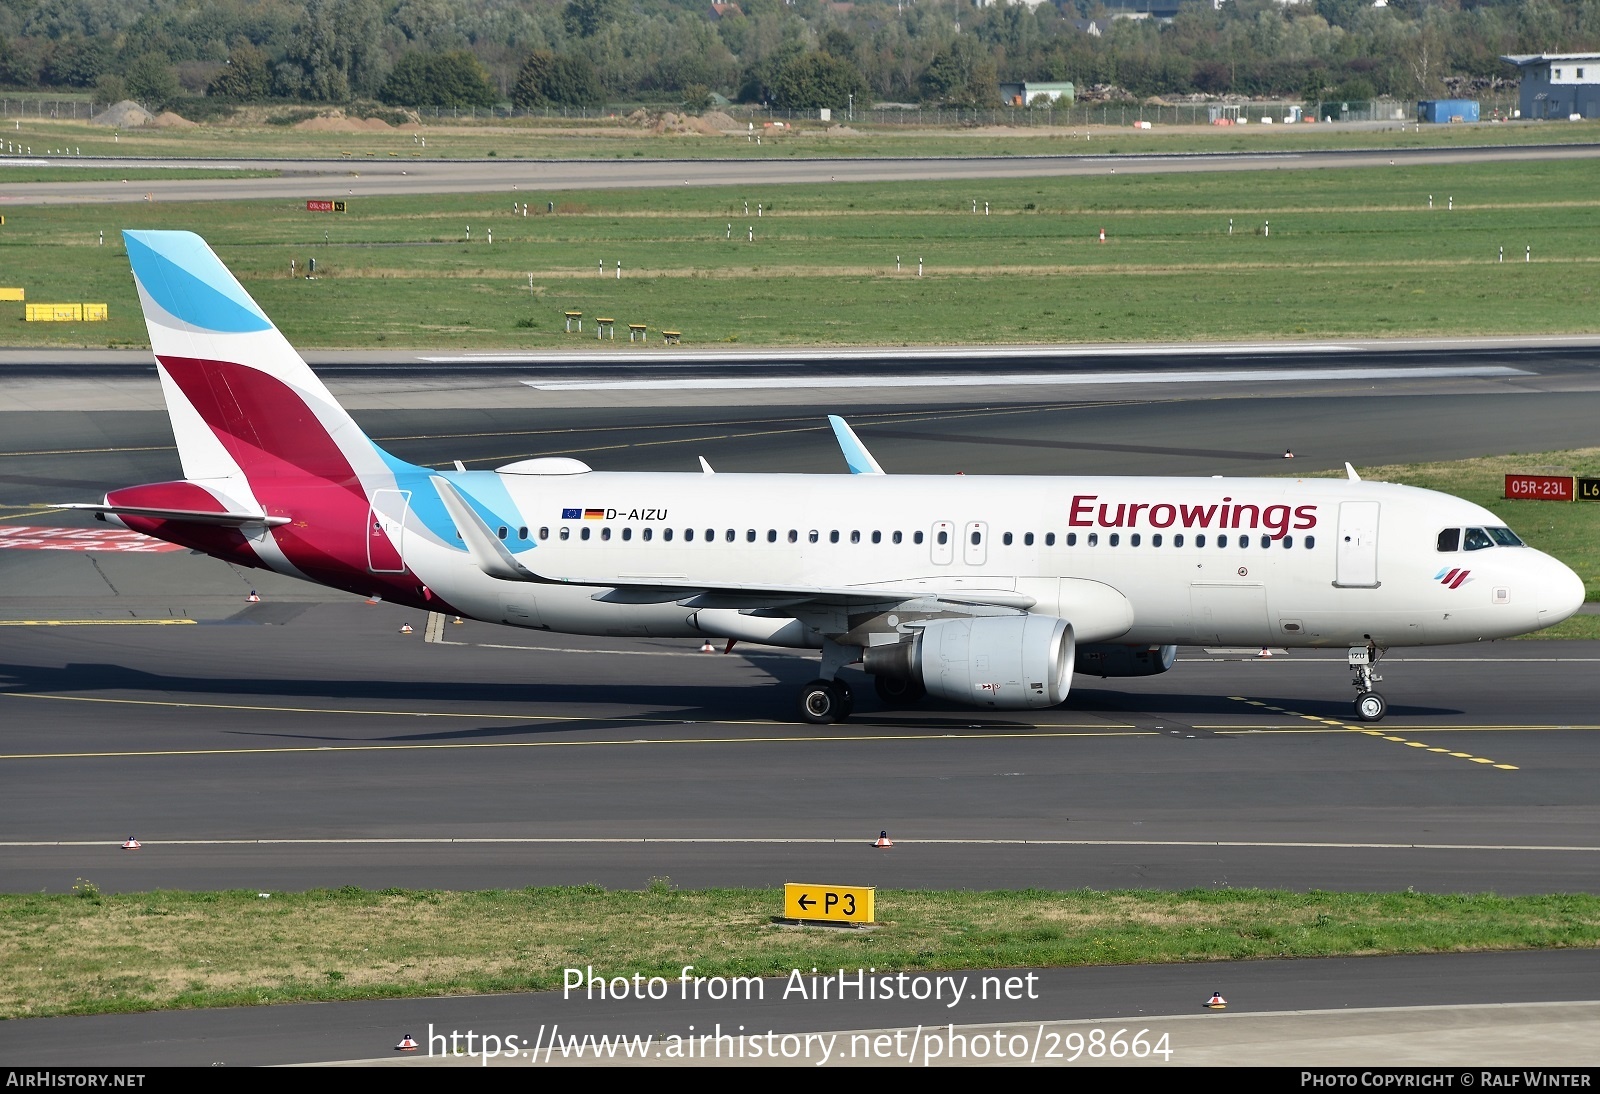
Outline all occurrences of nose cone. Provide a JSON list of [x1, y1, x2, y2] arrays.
[[1538, 556, 1587, 628]]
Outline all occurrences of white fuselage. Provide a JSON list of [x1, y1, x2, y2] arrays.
[[398, 471, 1583, 650]]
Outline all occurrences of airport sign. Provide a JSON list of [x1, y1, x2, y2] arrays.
[[1504, 474, 1573, 502], [784, 883, 875, 924]]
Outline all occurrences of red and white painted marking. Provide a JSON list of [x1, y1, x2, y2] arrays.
[[0, 526, 185, 553]]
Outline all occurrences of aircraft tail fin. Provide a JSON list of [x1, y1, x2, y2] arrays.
[[123, 230, 393, 485]]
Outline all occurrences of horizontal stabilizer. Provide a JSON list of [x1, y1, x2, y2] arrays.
[[53, 502, 290, 527]]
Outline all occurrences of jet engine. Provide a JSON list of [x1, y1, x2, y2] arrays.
[[863, 614, 1073, 709], [1074, 643, 1178, 678]]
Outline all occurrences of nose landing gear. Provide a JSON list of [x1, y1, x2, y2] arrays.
[[1349, 642, 1386, 721]]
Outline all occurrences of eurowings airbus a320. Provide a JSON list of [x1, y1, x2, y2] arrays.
[[60, 231, 1585, 724]]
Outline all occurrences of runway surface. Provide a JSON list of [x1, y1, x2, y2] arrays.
[[5, 142, 1600, 205], [2, 952, 1596, 1066], [3, 344, 1598, 1065]]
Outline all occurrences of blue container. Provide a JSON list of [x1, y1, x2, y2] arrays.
[[1418, 99, 1480, 123]]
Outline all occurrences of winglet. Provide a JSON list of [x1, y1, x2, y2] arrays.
[[828, 415, 885, 475], [698, 456, 715, 474], [1345, 462, 1361, 482], [431, 476, 537, 582]]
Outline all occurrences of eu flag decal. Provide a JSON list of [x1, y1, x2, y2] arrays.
[[561, 508, 581, 519]]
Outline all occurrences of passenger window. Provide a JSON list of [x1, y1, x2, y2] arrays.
[[1261, 535, 1271, 549], [685, 528, 695, 542], [872, 530, 881, 544], [518, 527, 528, 541], [1305, 535, 1315, 549], [1109, 533, 1119, 547], [767, 529, 777, 543], [788, 529, 797, 543], [1195, 534, 1205, 548], [1087, 532, 1098, 546], [914, 531, 924, 545], [1464, 527, 1494, 551], [580, 527, 591, 541], [725, 529, 735, 543], [892, 531, 903, 544], [601, 527, 611, 541], [1174, 533, 1184, 547], [1046, 533, 1056, 546], [1437, 528, 1461, 552], [1238, 535, 1247, 550], [538, 527, 549, 540], [1003, 532, 1013, 546], [1024, 532, 1034, 546], [809, 530, 819, 543], [746, 529, 756, 543], [497, 526, 508, 540], [1152, 533, 1162, 547], [1131, 533, 1141, 547], [851, 530, 861, 544], [829, 530, 840, 543], [1065, 533, 1075, 546], [664, 528, 674, 542], [621, 528, 631, 541], [937, 530, 949, 545], [1283, 536, 1292, 548], [560, 527, 570, 541], [643, 528, 652, 541], [1217, 534, 1228, 548], [970, 530, 982, 545]]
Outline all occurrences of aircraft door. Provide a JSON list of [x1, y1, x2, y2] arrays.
[[367, 489, 410, 573], [963, 521, 988, 566], [1335, 501, 1381, 588], [931, 521, 954, 565]]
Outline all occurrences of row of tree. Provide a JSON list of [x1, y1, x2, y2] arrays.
[[1, 0, 1597, 113]]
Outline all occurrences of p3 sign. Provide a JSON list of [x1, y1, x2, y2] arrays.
[[784, 883, 875, 924]]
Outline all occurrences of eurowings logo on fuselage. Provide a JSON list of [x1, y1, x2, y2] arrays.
[[1067, 495, 1318, 539], [1435, 568, 1472, 589]]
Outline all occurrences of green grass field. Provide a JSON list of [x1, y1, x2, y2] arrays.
[[3, 112, 1598, 162], [5, 884, 1597, 1018], [3, 157, 1599, 349]]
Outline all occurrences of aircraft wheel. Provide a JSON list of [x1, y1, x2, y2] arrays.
[[873, 675, 926, 707], [1353, 691, 1387, 722], [799, 680, 848, 724]]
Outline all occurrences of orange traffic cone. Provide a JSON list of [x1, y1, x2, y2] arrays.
[[1205, 992, 1227, 1009], [1283, 449, 1295, 459], [1258, 648, 1273, 658], [121, 836, 141, 850], [874, 830, 893, 848], [365, 596, 380, 605], [700, 639, 715, 653], [246, 590, 261, 603], [399, 623, 413, 634], [396, 1033, 420, 1051], [1098, 227, 1106, 243], [453, 616, 464, 625]]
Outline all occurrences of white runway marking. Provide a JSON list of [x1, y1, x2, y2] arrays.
[[522, 365, 1529, 393], [7, 837, 1598, 852]]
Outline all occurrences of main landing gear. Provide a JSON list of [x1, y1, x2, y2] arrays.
[[1348, 642, 1387, 722], [797, 638, 862, 725]]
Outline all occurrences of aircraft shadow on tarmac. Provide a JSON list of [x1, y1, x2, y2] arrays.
[[0, 658, 1463, 740]]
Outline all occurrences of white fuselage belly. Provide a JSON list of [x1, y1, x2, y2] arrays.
[[405, 472, 1566, 650]]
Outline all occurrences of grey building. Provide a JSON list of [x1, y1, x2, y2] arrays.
[[1501, 53, 1600, 120]]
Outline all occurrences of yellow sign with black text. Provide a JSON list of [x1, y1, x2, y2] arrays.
[[784, 883, 874, 924]]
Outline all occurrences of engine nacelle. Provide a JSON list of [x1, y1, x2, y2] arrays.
[[1074, 643, 1178, 678], [864, 615, 1073, 709]]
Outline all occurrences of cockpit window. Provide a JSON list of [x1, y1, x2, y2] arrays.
[[1436, 528, 1460, 552], [1487, 526, 1524, 547], [1463, 527, 1494, 551]]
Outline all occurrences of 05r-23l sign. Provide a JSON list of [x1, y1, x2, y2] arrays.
[[784, 883, 875, 924]]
